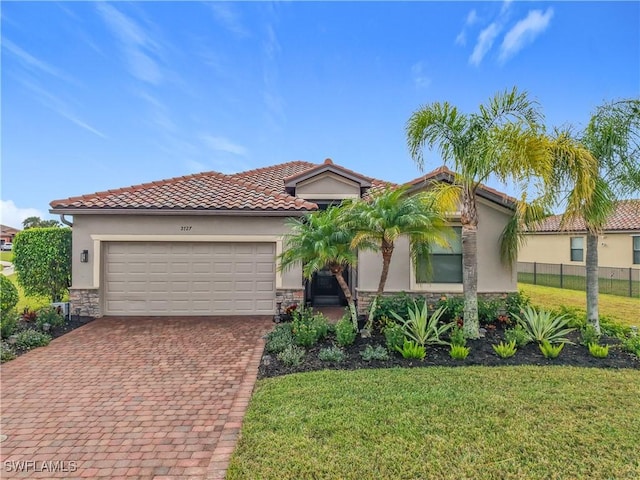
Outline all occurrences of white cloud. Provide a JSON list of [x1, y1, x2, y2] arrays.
[[200, 135, 248, 156], [470, 22, 501, 66], [466, 9, 479, 26], [499, 8, 554, 63], [96, 3, 163, 85], [2, 38, 77, 84], [454, 9, 478, 46], [0, 200, 45, 230], [209, 3, 249, 38], [411, 62, 431, 89]]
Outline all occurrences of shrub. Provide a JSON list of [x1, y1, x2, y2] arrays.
[[621, 335, 640, 358], [588, 343, 610, 358], [395, 340, 426, 360], [580, 324, 601, 347], [21, 309, 37, 323], [335, 316, 357, 347], [291, 309, 329, 347], [265, 324, 294, 354], [493, 341, 517, 359], [0, 310, 19, 339], [514, 306, 575, 344], [0, 275, 19, 315], [318, 346, 346, 363], [435, 296, 464, 323], [449, 326, 466, 347], [504, 325, 530, 347], [14, 329, 51, 350], [36, 306, 66, 330], [539, 341, 564, 359], [504, 290, 531, 319], [449, 345, 470, 360], [375, 292, 422, 322], [478, 299, 501, 325], [277, 345, 305, 366], [1, 343, 16, 363], [384, 323, 405, 352], [360, 344, 389, 361], [391, 303, 452, 347]]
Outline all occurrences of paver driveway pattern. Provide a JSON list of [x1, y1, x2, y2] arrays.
[[0, 316, 272, 479]]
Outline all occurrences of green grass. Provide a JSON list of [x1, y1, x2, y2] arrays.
[[519, 283, 640, 328], [518, 272, 639, 298], [3, 273, 50, 312], [0, 251, 14, 262], [228, 367, 640, 479]]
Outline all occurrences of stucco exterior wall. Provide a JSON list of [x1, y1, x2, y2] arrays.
[[519, 232, 639, 268], [70, 214, 303, 291], [295, 173, 360, 198], [357, 199, 517, 294]]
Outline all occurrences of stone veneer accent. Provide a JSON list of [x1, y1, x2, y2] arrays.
[[355, 290, 511, 315], [275, 289, 305, 311], [69, 288, 101, 318]]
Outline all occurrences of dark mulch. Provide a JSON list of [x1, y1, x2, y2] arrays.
[[8, 316, 95, 358], [259, 325, 640, 379]]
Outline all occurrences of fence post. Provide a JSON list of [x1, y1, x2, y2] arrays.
[[533, 262, 537, 285], [560, 264, 563, 288], [630, 268, 633, 298]]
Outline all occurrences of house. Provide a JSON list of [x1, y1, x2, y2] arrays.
[[518, 200, 640, 269], [49, 159, 517, 318], [0, 224, 20, 246]]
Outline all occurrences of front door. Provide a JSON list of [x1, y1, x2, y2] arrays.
[[309, 268, 348, 306]]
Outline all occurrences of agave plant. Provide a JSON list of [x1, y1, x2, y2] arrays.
[[513, 306, 576, 344], [391, 302, 452, 347]]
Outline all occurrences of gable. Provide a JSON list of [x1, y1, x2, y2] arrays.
[[294, 172, 361, 199]]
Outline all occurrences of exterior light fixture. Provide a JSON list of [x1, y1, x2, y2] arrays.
[[80, 250, 89, 263]]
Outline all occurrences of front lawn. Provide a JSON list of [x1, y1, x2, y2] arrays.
[[228, 367, 640, 480], [0, 251, 14, 262], [519, 283, 640, 328]]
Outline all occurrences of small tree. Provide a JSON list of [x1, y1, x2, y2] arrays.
[[22, 216, 61, 229], [13, 227, 72, 302]]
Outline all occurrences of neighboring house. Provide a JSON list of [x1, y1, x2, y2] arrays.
[[0, 224, 20, 245], [49, 159, 517, 318], [518, 200, 640, 268]]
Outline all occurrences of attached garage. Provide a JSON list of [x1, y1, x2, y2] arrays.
[[104, 242, 276, 316]]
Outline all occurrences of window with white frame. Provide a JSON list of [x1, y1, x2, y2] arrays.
[[570, 236, 584, 262], [633, 236, 640, 265], [415, 227, 462, 283]]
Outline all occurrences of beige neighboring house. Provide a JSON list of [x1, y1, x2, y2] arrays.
[[49, 159, 518, 318], [519, 200, 640, 269]]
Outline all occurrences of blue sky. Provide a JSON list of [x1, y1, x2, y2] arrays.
[[1, 1, 638, 228]]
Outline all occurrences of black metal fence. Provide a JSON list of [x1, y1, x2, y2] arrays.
[[517, 262, 640, 298]]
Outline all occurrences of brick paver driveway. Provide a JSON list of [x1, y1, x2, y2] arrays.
[[1, 316, 272, 479]]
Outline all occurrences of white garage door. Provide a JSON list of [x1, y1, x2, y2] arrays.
[[104, 242, 276, 316]]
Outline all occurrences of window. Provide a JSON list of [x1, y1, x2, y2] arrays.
[[570, 237, 584, 262], [634, 236, 640, 265], [416, 227, 462, 284]]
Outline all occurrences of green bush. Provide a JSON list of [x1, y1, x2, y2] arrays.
[[514, 306, 575, 344], [588, 343, 610, 358], [504, 325, 530, 347], [478, 299, 501, 325], [580, 324, 601, 347], [0, 275, 19, 315], [449, 345, 470, 360], [1, 343, 16, 363], [384, 323, 405, 352], [621, 335, 640, 357], [36, 306, 66, 330], [318, 346, 346, 363], [14, 329, 51, 350], [435, 296, 464, 323], [291, 309, 329, 347], [335, 316, 356, 347], [277, 345, 305, 366], [504, 290, 531, 319], [492, 341, 517, 359], [1, 310, 19, 339], [539, 341, 564, 359], [360, 344, 389, 361], [375, 292, 423, 322], [395, 340, 426, 360], [449, 326, 466, 347], [265, 324, 294, 354], [391, 303, 452, 347]]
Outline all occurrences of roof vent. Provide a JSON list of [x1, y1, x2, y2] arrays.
[[323, 158, 333, 165]]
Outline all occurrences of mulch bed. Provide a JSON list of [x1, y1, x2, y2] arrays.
[[8, 316, 95, 358], [258, 324, 640, 379]]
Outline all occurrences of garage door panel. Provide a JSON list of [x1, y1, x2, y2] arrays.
[[104, 242, 275, 315]]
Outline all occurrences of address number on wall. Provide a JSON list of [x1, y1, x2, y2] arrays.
[[180, 226, 193, 231]]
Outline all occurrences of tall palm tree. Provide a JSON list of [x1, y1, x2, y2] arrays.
[[279, 206, 365, 328], [346, 185, 454, 331], [561, 99, 640, 332], [406, 87, 553, 338]]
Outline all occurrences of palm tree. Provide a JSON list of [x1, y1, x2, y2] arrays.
[[406, 87, 553, 338], [346, 185, 454, 331], [279, 206, 364, 328], [560, 99, 640, 333]]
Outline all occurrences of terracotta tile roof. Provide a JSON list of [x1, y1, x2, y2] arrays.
[[229, 161, 317, 191], [1, 225, 20, 235], [529, 200, 640, 232], [405, 165, 517, 209], [50, 170, 317, 212]]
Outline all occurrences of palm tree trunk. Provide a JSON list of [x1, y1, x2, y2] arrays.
[[586, 233, 600, 333], [332, 267, 358, 328], [461, 186, 479, 339], [376, 240, 394, 296]]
